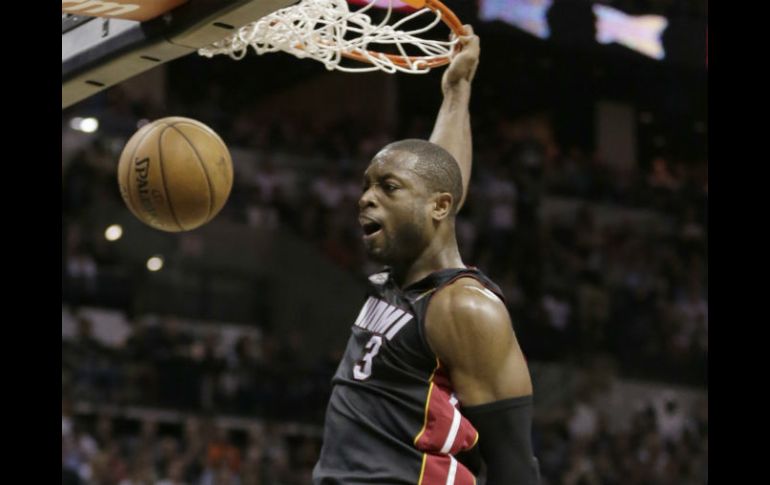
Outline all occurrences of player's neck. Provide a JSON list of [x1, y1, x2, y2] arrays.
[[392, 236, 464, 288]]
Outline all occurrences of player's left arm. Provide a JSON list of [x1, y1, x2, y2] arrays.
[[429, 25, 480, 212], [426, 278, 540, 485]]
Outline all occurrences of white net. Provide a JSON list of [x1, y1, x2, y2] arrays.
[[198, 0, 459, 73]]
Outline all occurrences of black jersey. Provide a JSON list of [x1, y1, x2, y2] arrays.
[[313, 267, 505, 485]]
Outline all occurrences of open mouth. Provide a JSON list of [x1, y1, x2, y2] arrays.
[[362, 221, 382, 237]]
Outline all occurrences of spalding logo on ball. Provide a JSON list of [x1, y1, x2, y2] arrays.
[[117, 117, 233, 232]]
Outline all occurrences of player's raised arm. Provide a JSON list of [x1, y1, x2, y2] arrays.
[[429, 25, 480, 212]]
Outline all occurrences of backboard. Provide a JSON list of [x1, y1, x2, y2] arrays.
[[62, 0, 296, 109]]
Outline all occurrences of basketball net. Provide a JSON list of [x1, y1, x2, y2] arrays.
[[198, 0, 464, 73]]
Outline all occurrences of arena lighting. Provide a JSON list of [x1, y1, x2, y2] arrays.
[[104, 224, 123, 242], [79, 117, 99, 133], [69, 117, 83, 130], [147, 256, 164, 272], [480, 0, 669, 60], [593, 4, 667, 60], [480, 0, 552, 39]]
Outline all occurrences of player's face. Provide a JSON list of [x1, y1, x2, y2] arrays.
[[358, 150, 433, 264]]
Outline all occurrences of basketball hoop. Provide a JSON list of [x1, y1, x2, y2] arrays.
[[198, 0, 466, 73]]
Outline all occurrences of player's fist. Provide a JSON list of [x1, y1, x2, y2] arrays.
[[442, 24, 480, 94]]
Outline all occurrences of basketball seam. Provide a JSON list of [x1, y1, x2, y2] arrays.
[[169, 124, 215, 222], [126, 124, 161, 225], [171, 120, 230, 194], [158, 125, 185, 231]]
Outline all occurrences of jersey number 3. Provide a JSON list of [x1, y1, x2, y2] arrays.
[[353, 335, 383, 380]]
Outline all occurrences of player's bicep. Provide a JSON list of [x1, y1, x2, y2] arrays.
[[449, 309, 532, 406]]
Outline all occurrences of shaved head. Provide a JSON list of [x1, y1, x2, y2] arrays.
[[379, 139, 463, 215]]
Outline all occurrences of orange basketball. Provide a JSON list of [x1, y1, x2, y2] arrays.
[[117, 117, 233, 232]]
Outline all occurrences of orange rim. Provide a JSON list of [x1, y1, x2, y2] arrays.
[[340, 0, 466, 69]]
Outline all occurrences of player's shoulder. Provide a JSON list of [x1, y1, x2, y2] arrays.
[[439, 276, 504, 310], [429, 276, 510, 330], [425, 276, 515, 365]]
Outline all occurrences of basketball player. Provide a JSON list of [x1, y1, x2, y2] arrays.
[[313, 26, 540, 485]]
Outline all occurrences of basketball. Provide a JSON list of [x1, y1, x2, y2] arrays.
[[117, 117, 233, 232]]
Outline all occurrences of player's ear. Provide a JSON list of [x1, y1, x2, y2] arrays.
[[431, 192, 453, 221]]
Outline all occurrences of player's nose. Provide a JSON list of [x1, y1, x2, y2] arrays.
[[358, 186, 377, 211]]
